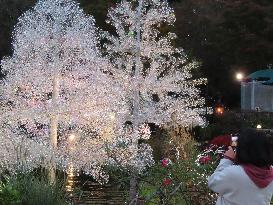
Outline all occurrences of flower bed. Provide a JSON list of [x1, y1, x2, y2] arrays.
[[138, 142, 224, 205]]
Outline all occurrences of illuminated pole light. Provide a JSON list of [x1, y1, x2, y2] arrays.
[[256, 124, 262, 129], [236, 72, 244, 81]]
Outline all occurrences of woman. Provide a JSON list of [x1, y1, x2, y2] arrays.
[[208, 129, 273, 205]]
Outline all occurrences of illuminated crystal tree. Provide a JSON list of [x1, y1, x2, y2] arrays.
[[0, 0, 122, 181], [104, 0, 205, 126], [103, 0, 206, 199], [0, 0, 206, 196]]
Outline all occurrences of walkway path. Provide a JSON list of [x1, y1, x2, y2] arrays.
[[67, 175, 126, 205]]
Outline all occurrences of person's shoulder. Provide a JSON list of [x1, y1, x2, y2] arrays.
[[222, 164, 245, 178]]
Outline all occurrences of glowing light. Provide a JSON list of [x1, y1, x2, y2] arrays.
[[109, 113, 115, 120], [215, 106, 224, 115], [66, 164, 74, 193], [236, 72, 244, 81], [68, 134, 76, 142], [256, 124, 262, 129]]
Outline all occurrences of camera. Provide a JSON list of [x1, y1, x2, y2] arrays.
[[231, 136, 238, 152]]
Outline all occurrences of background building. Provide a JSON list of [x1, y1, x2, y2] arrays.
[[241, 69, 273, 112]]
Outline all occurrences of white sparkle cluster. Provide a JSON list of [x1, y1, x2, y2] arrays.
[[0, 123, 53, 174], [99, 0, 206, 174], [0, 0, 206, 181], [0, 0, 119, 181], [104, 0, 206, 127]]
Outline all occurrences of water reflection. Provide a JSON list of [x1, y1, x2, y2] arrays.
[[66, 164, 75, 193], [65, 168, 126, 204]]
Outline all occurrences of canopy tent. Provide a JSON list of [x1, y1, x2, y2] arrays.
[[247, 69, 273, 85]]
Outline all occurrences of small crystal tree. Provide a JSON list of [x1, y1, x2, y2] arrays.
[[103, 0, 206, 200], [0, 0, 121, 181]]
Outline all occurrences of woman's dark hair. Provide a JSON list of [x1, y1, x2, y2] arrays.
[[236, 129, 273, 167]]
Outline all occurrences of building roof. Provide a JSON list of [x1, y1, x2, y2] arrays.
[[247, 69, 273, 85]]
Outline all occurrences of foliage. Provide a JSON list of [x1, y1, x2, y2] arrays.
[[104, 165, 131, 190], [0, 172, 68, 205], [138, 141, 219, 205], [0, 179, 21, 205], [193, 111, 273, 142]]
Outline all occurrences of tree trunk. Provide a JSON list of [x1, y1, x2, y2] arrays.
[[129, 175, 138, 204], [49, 74, 59, 183], [130, 0, 143, 203]]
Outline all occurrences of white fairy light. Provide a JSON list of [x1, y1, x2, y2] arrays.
[[104, 0, 206, 127], [0, 0, 206, 185], [138, 123, 151, 140], [68, 134, 76, 142], [0, 0, 121, 182], [102, 0, 206, 174]]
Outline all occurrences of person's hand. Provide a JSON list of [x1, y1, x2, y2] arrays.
[[224, 146, 236, 160]]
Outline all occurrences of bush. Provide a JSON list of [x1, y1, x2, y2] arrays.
[[0, 172, 69, 205], [0, 179, 21, 204], [138, 141, 219, 205], [193, 111, 273, 142]]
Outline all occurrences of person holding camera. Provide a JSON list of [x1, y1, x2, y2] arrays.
[[208, 129, 273, 205]]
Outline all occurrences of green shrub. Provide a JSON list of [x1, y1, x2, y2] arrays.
[[0, 179, 21, 205], [0, 172, 69, 205], [138, 141, 218, 205], [193, 111, 273, 142]]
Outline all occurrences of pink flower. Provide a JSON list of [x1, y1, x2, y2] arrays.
[[161, 158, 172, 167], [199, 155, 212, 164], [163, 178, 172, 186]]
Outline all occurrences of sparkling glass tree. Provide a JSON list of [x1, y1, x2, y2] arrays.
[[103, 0, 206, 199], [105, 0, 205, 126], [0, 0, 123, 182]]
